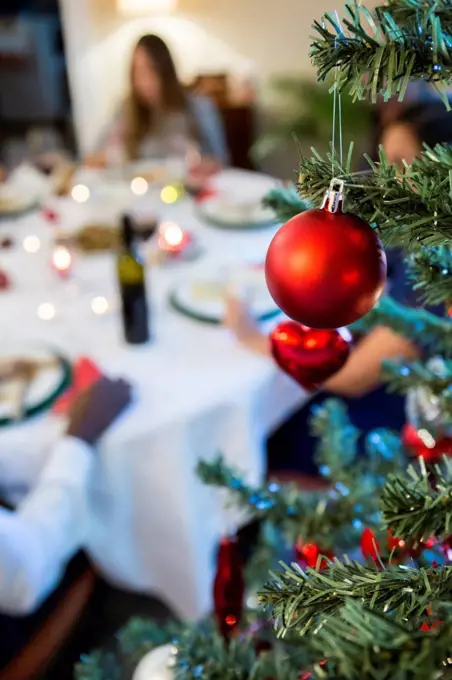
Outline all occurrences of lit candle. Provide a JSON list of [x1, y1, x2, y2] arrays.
[[131, 177, 148, 196], [158, 221, 190, 256], [37, 303, 56, 321], [23, 235, 41, 253], [160, 184, 182, 204], [91, 296, 109, 316], [52, 245, 73, 278], [71, 184, 90, 203]]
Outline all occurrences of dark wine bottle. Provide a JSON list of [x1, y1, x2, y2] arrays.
[[117, 214, 150, 344]]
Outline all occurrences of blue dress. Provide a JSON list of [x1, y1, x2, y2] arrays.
[[267, 248, 443, 477]]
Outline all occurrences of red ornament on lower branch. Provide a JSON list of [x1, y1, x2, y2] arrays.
[[213, 537, 245, 639], [270, 322, 351, 391], [295, 538, 333, 570], [402, 423, 452, 462]]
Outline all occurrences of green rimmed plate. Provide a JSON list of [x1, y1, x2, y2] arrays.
[[196, 197, 277, 231], [0, 349, 72, 427], [169, 270, 280, 325]]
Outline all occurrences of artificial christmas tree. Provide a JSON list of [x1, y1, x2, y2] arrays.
[[76, 1, 452, 678]]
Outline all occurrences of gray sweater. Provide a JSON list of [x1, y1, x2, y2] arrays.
[[101, 94, 228, 164]]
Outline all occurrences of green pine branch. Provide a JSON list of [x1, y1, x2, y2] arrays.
[[408, 245, 452, 306], [298, 143, 452, 250], [307, 600, 452, 680], [197, 454, 364, 550], [259, 559, 452, 634], [381, 358, 452, 421], [262, 186, 310, 223], [174, 624, 305, 680], [351, 296, 452, 356], [311, 1, 452, 104], [197, 400, 401, 550], [381, 456, 452, 541]]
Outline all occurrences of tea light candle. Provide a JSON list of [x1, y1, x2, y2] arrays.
[[37, 303, 56, 321], [91, 296, 109, 316], [158, 221, 190, 256], [71, 184, 90, 203], [23, 235, 41, 253], [52, 245, 73, 278], [131, 177, 148, 196], [160, 184, 182, 204]]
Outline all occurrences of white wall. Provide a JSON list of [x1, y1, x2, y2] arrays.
[[60, 0, 378, 155]]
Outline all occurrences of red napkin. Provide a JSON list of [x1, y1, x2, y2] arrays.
[[53, 357, 102, 414], [194, 186, 218, 203]]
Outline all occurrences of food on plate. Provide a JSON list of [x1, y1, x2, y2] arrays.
[[190, 281, 225, 301], [0, 194, 25, 213], [0, 356, 58, 420], [57, 224, 120, 253]]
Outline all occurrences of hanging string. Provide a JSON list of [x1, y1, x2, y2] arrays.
[[331, 11, 344, 177]]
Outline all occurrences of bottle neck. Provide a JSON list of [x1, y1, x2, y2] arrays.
[[121, 215, 135, 251]]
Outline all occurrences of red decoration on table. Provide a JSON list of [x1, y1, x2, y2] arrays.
[[53, 357, 102, 414], [402, 423, 452, 462], [0, 270, 11, 291], [42, 206, 60, 224], [270, 322, 351, 391], [295, 538, 333, 570], [360, 528, 381, 562], [52, 245, 73, 278], [213, 536, 245, 639], [265, 179, 386, 329], [193, 187, 218, 203]]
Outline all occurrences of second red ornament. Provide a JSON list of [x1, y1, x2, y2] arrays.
[[265, 179, 387, 329], [270, 321, 351, 390]]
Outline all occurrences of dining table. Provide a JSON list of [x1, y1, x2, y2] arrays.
[[0, 165, 308, 619]]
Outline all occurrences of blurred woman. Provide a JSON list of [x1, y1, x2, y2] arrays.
[[89, 34, 228, 167], [226, 96, 450, 482]]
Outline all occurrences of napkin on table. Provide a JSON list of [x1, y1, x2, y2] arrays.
[[52, 357, 103, 415]]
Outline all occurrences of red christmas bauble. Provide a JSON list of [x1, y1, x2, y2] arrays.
[[270, 321, 351, 391], [295, 537, 333, 570], [213, 537, 244, 639], [360, 528, 381, 562], [265, 200, 386, 329], [0, 270, 11, 291], [402, 423, 452, 462]]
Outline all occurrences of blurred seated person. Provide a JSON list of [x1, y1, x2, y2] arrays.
[[0, 375, 131, 673], [86, 34, 228, 171], [225, 96, 451, 481]]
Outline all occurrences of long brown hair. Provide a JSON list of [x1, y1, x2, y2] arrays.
[[124, 34, 189, 160]]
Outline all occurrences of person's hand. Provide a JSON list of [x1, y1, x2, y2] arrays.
[[224, 294, 270, 356], [66, 376, 132, 446], [83, 153, 107, 169]]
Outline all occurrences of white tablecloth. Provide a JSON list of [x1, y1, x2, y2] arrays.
[[0, 169, 308, 618]]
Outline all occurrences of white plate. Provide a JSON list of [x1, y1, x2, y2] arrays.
[[0, 346, 66, 421], [170, 265, 279, 323], [197, 194, 275, 229], [0, 186, 38, 217]]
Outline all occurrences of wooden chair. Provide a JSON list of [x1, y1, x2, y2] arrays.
[[189, 73, 256, 169], [0, 555, 96, 680]]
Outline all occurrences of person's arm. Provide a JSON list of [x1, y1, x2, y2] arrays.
[[190, 95, 229, 165], [323, 325, 419, 397], [0, 437, 93, 615], [0, 377, 131, 616], [83, 106, 126, 168]]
